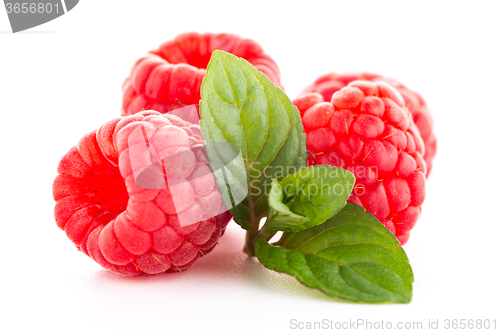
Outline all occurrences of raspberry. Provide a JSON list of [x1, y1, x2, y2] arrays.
[[52, 110, 232, 275], [302, 72, 436, 176], [122, 32, 282, 116], [294, 81, 426, 244]]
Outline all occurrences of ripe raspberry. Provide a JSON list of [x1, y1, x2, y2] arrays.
[[52, 110, 232, 275], [294, 81, 426, 245], [302, 72, 436, 176], [122, 32, 282, 116]]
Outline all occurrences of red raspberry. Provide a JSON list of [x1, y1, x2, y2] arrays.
[[294, 81, 426, 245], [122, 32, 282, 116], [52, 110, 232, 275], [302, 72, 436, 176]]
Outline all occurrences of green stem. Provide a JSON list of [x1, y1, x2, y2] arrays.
[[243, 229, 258, 256], [243, 213, 278, 256]]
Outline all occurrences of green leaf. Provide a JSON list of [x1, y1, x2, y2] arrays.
[[255, 203, 414, 303], [200, 50, 307, 230], [267, 165, 355, 232]]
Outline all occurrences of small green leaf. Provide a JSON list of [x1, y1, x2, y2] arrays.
[[267, 165, 355, 232], [268, 178, 309, 225], [255, 203, 414, 303], [200, 50, 307, 230]]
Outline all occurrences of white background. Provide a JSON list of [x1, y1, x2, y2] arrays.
[[1, 1, 499, 332]]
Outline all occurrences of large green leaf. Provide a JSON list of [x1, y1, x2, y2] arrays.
[[267, 165, 355, 232], [200, 50, 307, 230], [255, 203, 414, 303]]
